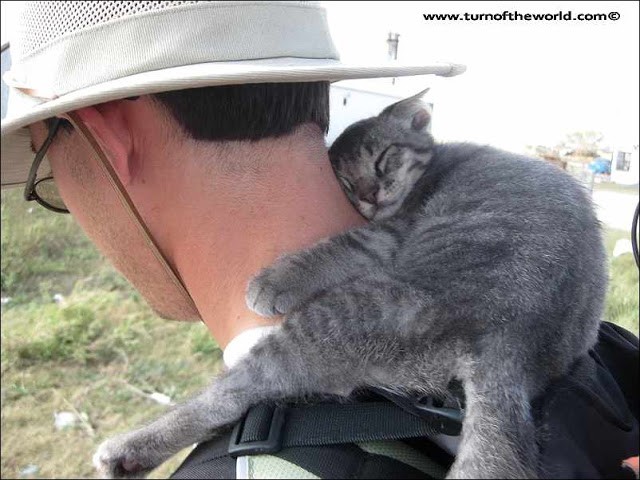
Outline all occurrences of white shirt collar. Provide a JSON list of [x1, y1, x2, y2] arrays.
[[223, 325, 281, 368]]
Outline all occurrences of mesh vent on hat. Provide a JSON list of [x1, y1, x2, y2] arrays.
[[16, 1, 202, 57]]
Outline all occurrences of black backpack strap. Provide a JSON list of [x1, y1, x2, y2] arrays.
[[228, 399, 461, 457], [172, 432, 448, 479], [172, 399, 458, 479]]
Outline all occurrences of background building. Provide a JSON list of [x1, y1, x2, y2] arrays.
[[610, 145, 639, 185]]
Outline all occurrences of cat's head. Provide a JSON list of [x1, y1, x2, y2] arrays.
[[329, 89, 434, 221]]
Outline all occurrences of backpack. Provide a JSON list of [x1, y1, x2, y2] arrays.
[[171, 322, 639, 479]]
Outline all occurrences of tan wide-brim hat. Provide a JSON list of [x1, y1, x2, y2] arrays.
[[1, 1, 465, 189]]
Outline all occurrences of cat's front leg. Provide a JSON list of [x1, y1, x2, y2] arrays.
[[93, 373, 252, 479], [247, 221, 404, 316], [93, 429, 166, 479]]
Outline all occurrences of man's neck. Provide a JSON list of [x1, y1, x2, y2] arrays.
[[166, 126, 367, 348]]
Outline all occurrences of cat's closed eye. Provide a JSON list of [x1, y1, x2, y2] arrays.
[[375, 145, 401, 176], [339, 176, 354, 193]]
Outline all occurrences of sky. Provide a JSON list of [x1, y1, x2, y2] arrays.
[[1, 1, 638, 152], [321, 1, 639, 151]]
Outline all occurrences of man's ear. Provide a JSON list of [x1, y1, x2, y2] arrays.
[[72, 102, 135, 185]]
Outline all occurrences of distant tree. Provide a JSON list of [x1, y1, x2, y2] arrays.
[[556, 131, 605, 158], [526, 145, 559, 158], [525, 145, 566, 170]]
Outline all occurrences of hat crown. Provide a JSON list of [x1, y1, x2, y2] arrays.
[[6, 1, 338, 97], [15, 1, 204, 60]]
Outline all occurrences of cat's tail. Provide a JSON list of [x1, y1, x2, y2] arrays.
[[447, 363, 539, 479]]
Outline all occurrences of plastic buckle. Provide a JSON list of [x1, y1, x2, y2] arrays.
[[411, 396, 463, 436], [228, 406, 286, 458], [371, 388, 464, 436]]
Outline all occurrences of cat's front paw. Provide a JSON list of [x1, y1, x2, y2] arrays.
[[246, 260, 306, 317], [93, 434, 156, 479]]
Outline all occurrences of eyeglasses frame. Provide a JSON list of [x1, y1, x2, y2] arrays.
[[23, 117, 69, 214]]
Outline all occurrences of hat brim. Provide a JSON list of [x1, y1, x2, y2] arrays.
[[1, 43, 465, 188]]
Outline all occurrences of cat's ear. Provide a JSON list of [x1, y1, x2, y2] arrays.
[[381, 88, 431, 132], [411, 109, 430, 131]]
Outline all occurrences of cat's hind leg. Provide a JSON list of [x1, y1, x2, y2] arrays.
[[447, 341, 540, 479]]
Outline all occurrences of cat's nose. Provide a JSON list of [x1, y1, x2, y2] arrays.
[[362, 186, 379, 204]]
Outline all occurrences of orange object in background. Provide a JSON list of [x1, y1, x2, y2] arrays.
[[623, 456, 639, 478]]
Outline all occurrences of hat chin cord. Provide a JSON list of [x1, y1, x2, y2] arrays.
[[66, 111, 201, 321]]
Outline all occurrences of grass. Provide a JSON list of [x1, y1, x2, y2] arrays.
[[1, 290, 223, 479], [1, 187, 639, 478], [593, 181, 639, 195], [603, 229, 639, 335], [1, 189, 222, 479]]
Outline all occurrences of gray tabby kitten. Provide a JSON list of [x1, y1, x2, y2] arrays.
[[94, 90, 607, 479]]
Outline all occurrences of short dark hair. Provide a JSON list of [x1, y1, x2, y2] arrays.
[[48, 81, 330, 141], [152, 81, 330, 141]]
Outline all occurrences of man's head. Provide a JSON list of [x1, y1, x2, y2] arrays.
[[27, 81, 330, 321]]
